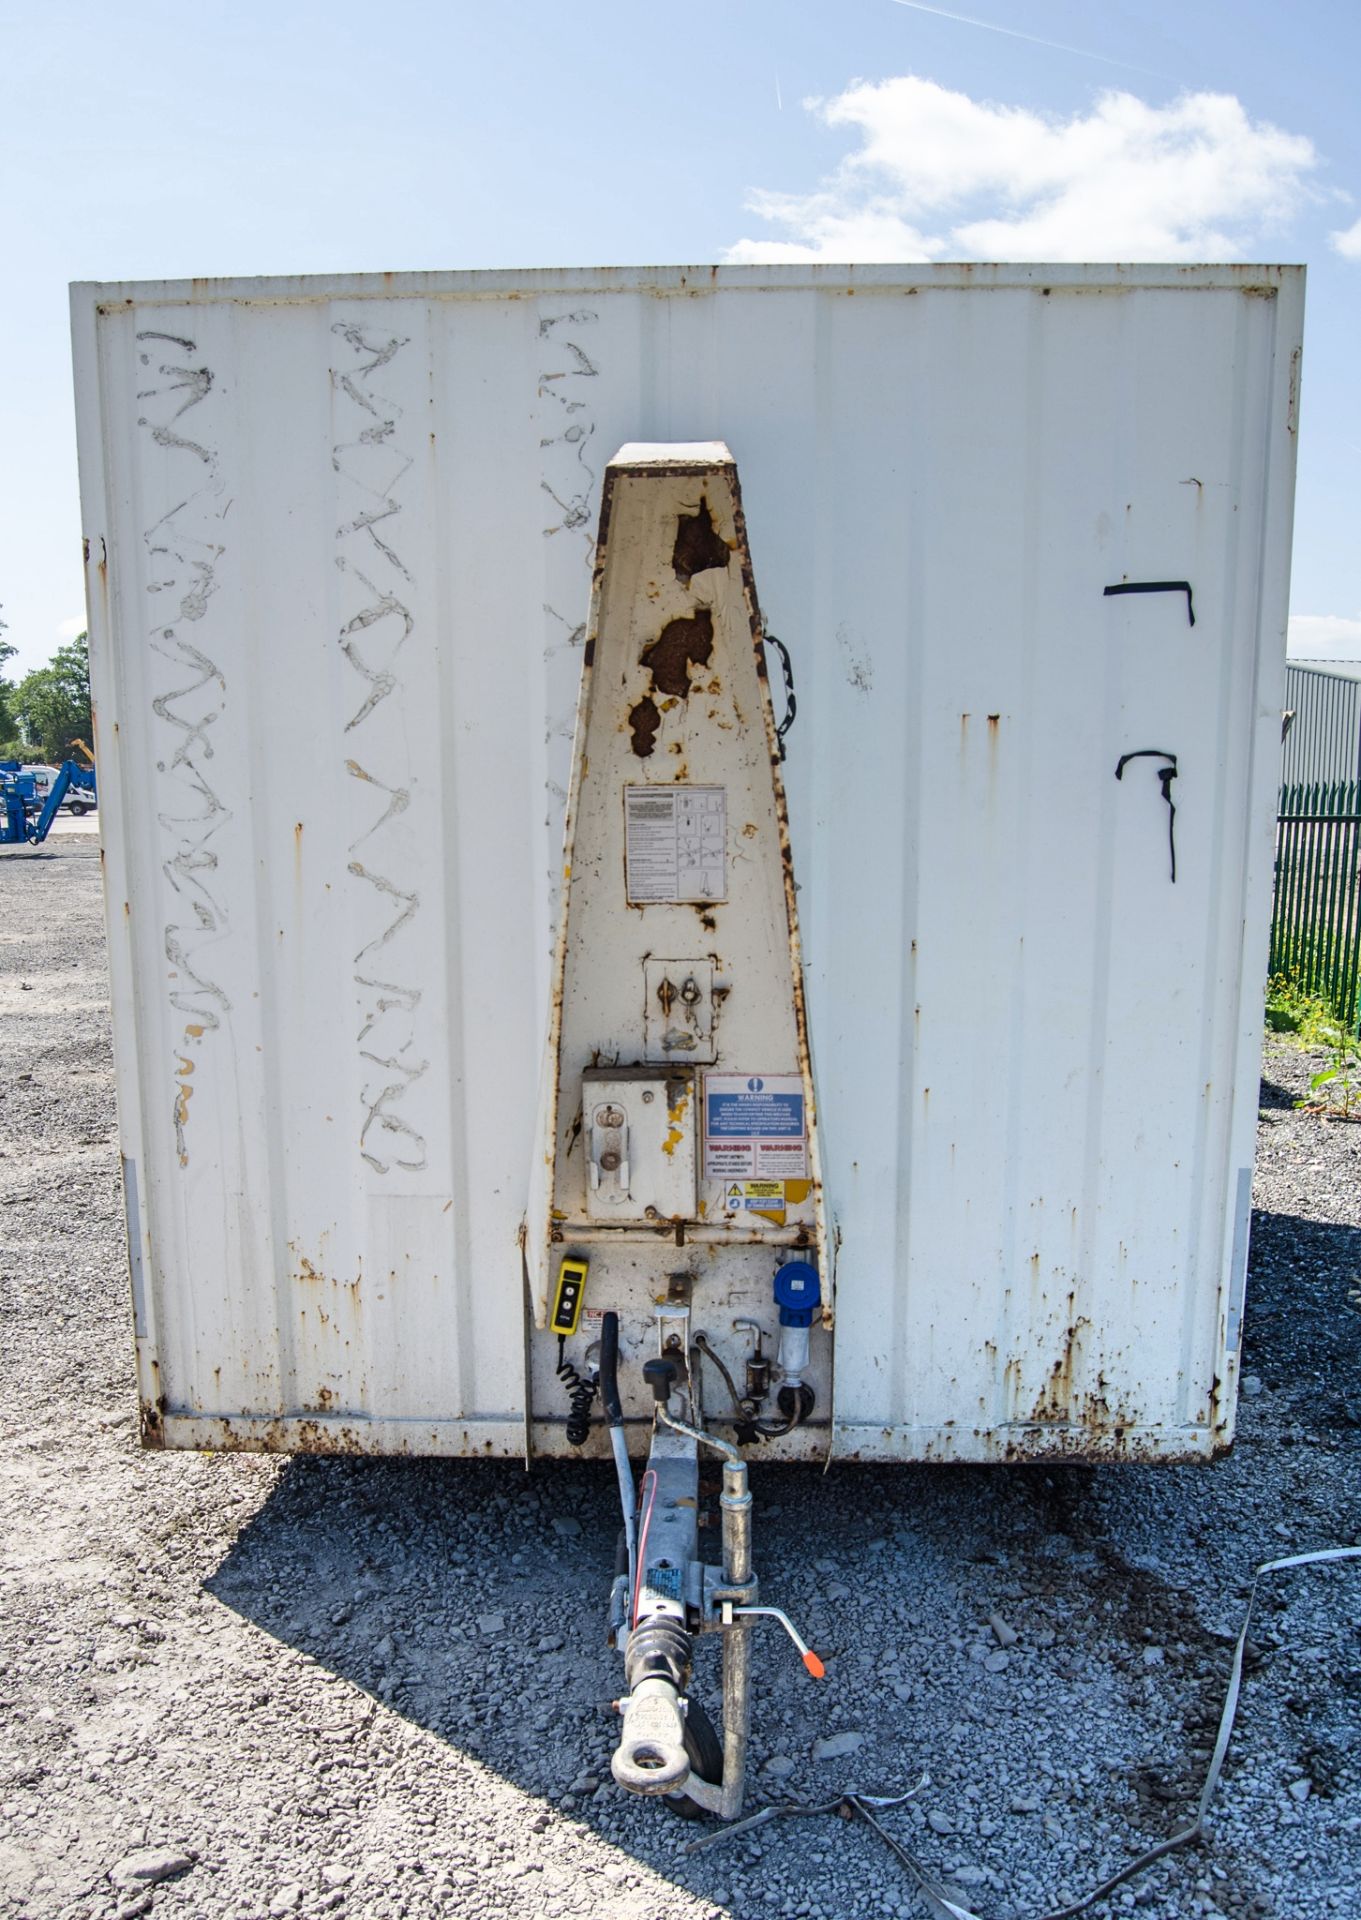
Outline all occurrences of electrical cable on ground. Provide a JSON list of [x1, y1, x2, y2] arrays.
[[686, 1545, 1361, 1920]]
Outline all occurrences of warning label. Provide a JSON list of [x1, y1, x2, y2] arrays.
[[625, 786, 727, 904], [724, 1181, 786, 1214], [704, 1073, 807, 1179]]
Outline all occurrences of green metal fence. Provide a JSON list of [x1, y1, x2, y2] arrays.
[[1270, 781, 1361, 1031]]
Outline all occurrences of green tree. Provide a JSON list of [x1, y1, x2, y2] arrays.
[[14, 634, 92, 762], [0, 608, 18, 756]]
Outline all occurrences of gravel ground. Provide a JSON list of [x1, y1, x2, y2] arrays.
[[1, 837, 1358, 1920]]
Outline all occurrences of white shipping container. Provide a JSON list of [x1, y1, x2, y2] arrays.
[[70, 262, 1304, 1466]]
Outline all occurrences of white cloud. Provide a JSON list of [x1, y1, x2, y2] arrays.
[[726, 77, 1318, 263], [1288, 614, 1361, 661], [56, 614, 86, 641], [1330, 215, 1361, 260]]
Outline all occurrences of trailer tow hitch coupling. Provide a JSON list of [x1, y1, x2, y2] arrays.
[[610, 1343, 823, 1817], [614, 1617, 694, 1794]]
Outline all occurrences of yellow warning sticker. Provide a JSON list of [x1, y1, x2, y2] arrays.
[[724, 1181, 786, 1214]]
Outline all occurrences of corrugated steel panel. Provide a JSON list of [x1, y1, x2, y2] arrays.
[[1290, 658, 1361, 680], [1282, 664, 1361, 786], [70, 263, 1304, 1462]]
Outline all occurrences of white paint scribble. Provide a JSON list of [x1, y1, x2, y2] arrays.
[[331, 321, 428, 1175], [137, 329, 232, 1169], [538, 309, 600, 550], [539, 307, 602, 933]]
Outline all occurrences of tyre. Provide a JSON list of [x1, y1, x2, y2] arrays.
[[664, 1692, 723, 1820], [69, 803, 90, 816]]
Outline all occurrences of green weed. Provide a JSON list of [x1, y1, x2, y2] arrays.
[[1292, 1015, 1361, 1120], [1265, 972, 1345, 1043]]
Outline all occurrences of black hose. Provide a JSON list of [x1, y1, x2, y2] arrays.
[[600, 1310, 623, 1425], [756, 1382, 815, 1438], [693, 1334, 747, 1420], [599, 1310, 638, 1596]]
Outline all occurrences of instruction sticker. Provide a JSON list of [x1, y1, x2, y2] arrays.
[[705, 1073, 807, 1179], [625, 786, 727, 904]]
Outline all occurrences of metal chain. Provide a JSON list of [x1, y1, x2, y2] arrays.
[[763, 631, 797, 759]]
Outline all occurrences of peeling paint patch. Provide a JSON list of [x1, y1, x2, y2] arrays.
[[661, 1078, 692, 1158]]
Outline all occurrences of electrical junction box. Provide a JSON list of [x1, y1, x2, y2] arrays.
[[582, 1067, 696, 1224]]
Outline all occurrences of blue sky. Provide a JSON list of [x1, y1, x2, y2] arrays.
[[2, 0, 1358, 675]]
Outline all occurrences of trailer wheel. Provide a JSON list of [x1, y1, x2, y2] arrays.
[[664, 1693, 723, 1820]]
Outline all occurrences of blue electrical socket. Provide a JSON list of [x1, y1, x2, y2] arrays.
[[773, 1260, 820, 1327]]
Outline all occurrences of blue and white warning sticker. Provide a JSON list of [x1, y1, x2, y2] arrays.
[[704, 1073, 808, 1179]]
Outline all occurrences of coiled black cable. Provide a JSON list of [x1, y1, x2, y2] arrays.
[[557, 1335, 598, 1445]]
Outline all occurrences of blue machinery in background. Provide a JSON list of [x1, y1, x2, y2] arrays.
[[0, 761, 97, 847]]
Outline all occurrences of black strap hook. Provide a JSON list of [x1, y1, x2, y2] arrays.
[[762, 630, 797, 760], [1116, 749, 1179, 882], [1104, 580, 1196, 627]]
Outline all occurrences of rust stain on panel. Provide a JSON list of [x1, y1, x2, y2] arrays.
[[628, 695, 660, 757], [1031, 1322, 1084, 1422], [200, 1416, 512, 1457], [640, 609, 714, 697], [672, 498, 732, 585]]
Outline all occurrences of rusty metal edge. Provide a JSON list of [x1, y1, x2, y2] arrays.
[[727, 460, 836, 1466], [147, 1411, 1218, 1464]]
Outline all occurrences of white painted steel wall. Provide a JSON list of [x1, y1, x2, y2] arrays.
[[70, 264, 1303, 1462]]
